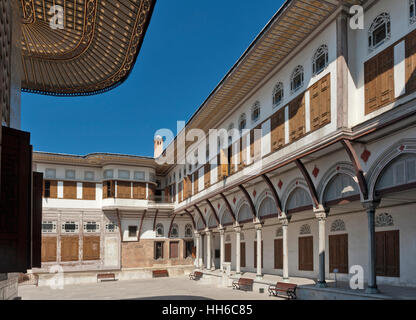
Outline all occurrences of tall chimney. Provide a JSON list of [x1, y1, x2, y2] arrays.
[[154, 135, 163, 158]]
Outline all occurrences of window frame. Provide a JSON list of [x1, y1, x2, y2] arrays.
[[273, 82, 284, 108], [128, 225, 138, 238], [251, 101, 261, 123], [291, 65, 304, 94], [312, 45, 329, 76], [368, 12, 391, 52]]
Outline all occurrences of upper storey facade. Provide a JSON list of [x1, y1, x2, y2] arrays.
[[164, 0, 416, 209]]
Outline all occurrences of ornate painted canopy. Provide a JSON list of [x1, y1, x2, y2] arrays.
[[19, 0, 156, 96]]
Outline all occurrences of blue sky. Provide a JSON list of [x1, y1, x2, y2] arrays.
[[22, 0, 285, 157]]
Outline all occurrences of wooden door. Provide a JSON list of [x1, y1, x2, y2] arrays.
[[83, 236, 100, 261], [61, 236, 79, 262], [329, 234, 348, 273], [375, 230, 400, 277], [274, 239, 283, 269], [240, 242, 246, 268], [298, 236, 313, 271], [41, 237, 57, 262], [225, 243, 232, 262], [170, 241, 179, 259]]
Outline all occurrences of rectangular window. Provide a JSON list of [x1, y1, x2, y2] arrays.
[[118, 170, 130, 180], [271, 108, 285, 152], [103, 181, 115, 198], [62, 221, 79, 233], [63, 181, 77, 199], [45, 168, 56, 179], [44, 181, 51, 198], [105, 223, 118, 233], [134, 171, 145, 181], [133, 182, 146, 199], [289, 94, 306, 143], [65, 170, 76, 180], [43, 180, 57, 198], [154, 241, 164, 260], [83, 222, 100, 233], [42, 221, 57, 233], [298, 236, 313, 271], [376, 230, 400, 277], [82, 182, 96, 200], [329, 234, 349, 274], [84, 171, 95, 181], [185, 241, 193, 258], [310, 73, 331, 131], [128, 226, 137, 238], [104, 170, 114, 179], [117, 181, 132, 199]]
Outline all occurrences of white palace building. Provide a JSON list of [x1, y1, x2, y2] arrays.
[[32, 0, 416, 294]]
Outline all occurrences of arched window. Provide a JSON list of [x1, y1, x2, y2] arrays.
[[185, 224, 193, 238], [156, 223, 164, 237], [291, 65, 304, 94], [239, 113, 247, 132], [312, 45, 328, 75], [273, 82, 284, 107], [251, 101, 261, 123], [258, 197, 277, 219], [237, 203, 252, 223], [368, 13, 391, 51], [171, 223, 179, 238], [411, 0, 416, 24], [324, 174, 360, 205], [286, 187, 312, 212], [375, 154, 416, 195], [228, 123, 235, 145], [221, 210, 233, 226]]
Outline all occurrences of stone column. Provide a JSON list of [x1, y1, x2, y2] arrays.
[[255, 223, 263, 280], [314, 207, 329, 288], [195, 232, 201, 268], [206, 230, 212, 270], [234, 226, 241, 275], [219, 227, 225, 272], [281, 219, 290, 281], [363, 201, 380, 294]]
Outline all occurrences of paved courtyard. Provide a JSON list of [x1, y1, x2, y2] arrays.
[[18, 276, 283, 300]]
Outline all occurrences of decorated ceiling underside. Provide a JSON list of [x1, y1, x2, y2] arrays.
[[19, 0, 156, 96]]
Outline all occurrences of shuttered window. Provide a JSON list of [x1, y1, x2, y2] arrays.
[[225, 243, 232, 262], [178, 181, 183, 202], [406, 29, 416, 94], [103, 181, 115, 199], [193, 172, 198, 195], [82, 183, 96, 200], [376, 230, 400, 277], [271, 108, 285, 152], [204, 164, 211, 189], [274, 239, 283, 269], [63, 181, 77, 199], [43, 180, 57, 198], [117, 181, 131, 199], [254, 241, 263, 268], [239, 134, 248, 170], [83, 236, 100, 261], [310, 73, 331, 131], [364, 46, 394, 115], [41, 237, 57, 262], [147, 185, 155, 200], [61, 236, 79, 262], [169, 241, 179, 259], [329, 234, 348, 274], [133, 182, 146, 199], [298, 236, 313, 271], [240, 242, 246, 268], [250, 124, 262, 161], [289, 94, 306, 143]]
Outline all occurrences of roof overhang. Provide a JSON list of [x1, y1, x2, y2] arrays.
[[20, 0, 156, 96]]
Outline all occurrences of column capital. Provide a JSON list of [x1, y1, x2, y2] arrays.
[[234, 226, 242, 233], [219, 228, 226, 235], [194, 231, 201, 237], [254, 222, 263, 230], [314, 205, 329, 220], [205, 229, 212, 235], [362, 200, 380, 211]]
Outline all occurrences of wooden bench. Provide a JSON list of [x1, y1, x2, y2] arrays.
[[97, 273, 117, 283], [232, 278, 254, 292], [189, 271, 203, 281], [268, 282, 297, 299], [152, 269, 169, 278]]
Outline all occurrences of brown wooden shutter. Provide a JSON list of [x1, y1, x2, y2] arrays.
[[320, 74, 331, 125], [0, 126, 32, 273], [364, 55, 378, 114], [329, 234, 348, 274], [204, 163, 211, 188], [83, 236, 100, 261], [32, 172, 43, 268], [43, 180, 57, 198], [82, 182, 96, 200], [225, 243, 231, 262], [170, 241, 179, 259], [229, 145, 235, 175], [193, 172, 198, 195], [299, 236, 313, 271], [254, 241, 263, 268], [102, 181, 108, 199], [250, 124, 262, 160], [117, 181, 131, 199], [41, 237, 57, 262], [148, 184, 155, 200], [61, 236, 79, 262], [240, 242, 246, 268], [220, 149, 228, 179], [289, 94, 306, 143], [406, 29, 416, 94], [378, 46, 395, 107], [63, 181, 77, 199], [274, 239, 283, 269], [133, 182, 146, 199], [271, 108, 285, 151], [172, 184, 176, 202], [376, 231, 400, 277]]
